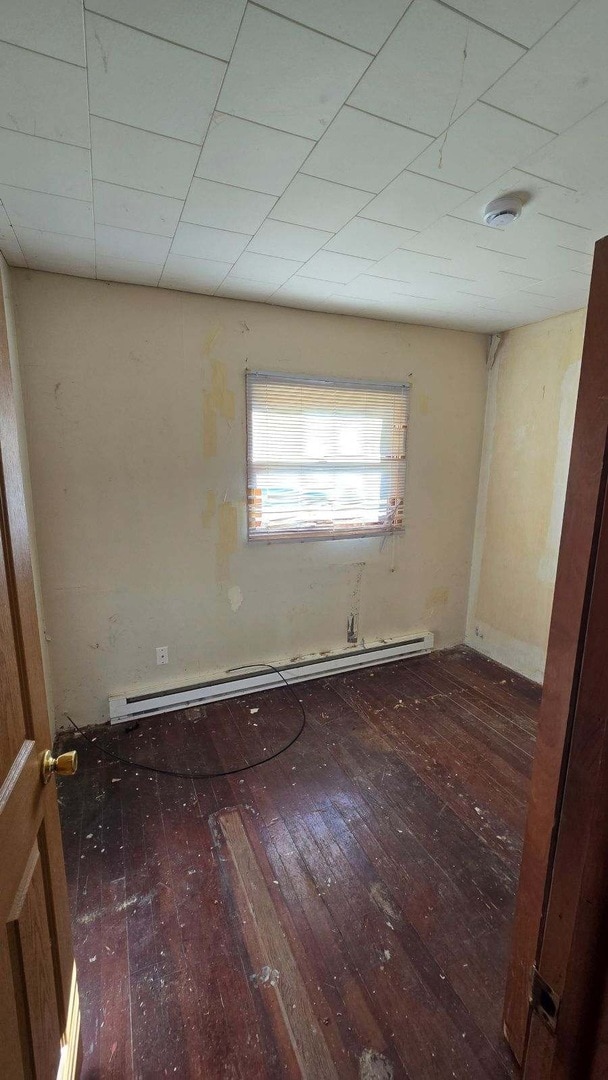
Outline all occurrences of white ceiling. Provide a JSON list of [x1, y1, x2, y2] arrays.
[[0, 0, 605, 331]]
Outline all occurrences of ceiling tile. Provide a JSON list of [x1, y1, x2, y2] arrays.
[[410, 103, 555, 191], [1, 0, 86, 65], [414, 103, 557, 192], [299, 250, 372, 283], [182, 178, 276, 234], [95, 224, 171, 264], [441, 0, 577, 47], [535, 188, 608, 232], [398, 214, 510, 259], [15, 228, 95, 275], [338, 274, 416, 300], [95, 255, 163, 285], [196, 114, 313, 196], [0, 0, 597, 331], [473, 211, 595, 259], [519, 270, 591, 305], [349, 0, 523, 137], [230, 251, 301, 285], [217, 6, 369, 140], [520, 103, 608, 193], [449, 168, 574, 227], [0, 240, 27, 268], [171, 222, 249, 262], [247, 221, 331, 261], [384, 270, 477, 301], [484, 0, 608, 133], [86, 13, 225, 144], [257, 0, 412, 53], [93, 181, 182, 237], [270, 175, 371, 232], [0, 186, 93, 238], [273, 276, 343, 302], [160, 254, 231, 292], [324, 218, 417, 259], [0, 205, 27, 266], [302, 106, 432, 193], [84, 0, 246, 61], [91, 117, 199, 199], [535, 189, 608, 233], [0, 129, 92, 200], [0, 43, 89, 148], [369, 248, 452, 281], [216, 277, 278, 300], [362, 171, 472, 231]]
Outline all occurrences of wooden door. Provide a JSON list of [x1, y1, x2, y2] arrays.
[[503, 236, 608, 1073], [0, 278, 81, 1078]]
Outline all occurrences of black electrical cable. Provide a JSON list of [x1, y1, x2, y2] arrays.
[[64, 663, 306, 779]]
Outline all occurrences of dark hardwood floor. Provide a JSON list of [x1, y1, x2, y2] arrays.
[[55, 645, 539, 1079]]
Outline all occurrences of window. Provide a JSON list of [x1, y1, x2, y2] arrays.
[[246, 372, 409, 542]]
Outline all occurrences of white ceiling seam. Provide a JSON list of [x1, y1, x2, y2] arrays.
[[0, 0, 603, 331]]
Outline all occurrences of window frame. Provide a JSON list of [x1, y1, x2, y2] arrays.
[[245, 370, 410, 544]]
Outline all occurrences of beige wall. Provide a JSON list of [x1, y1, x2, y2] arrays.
[[466, 309, 586, 683], [0, 255, 55, 729], [12, 270, 487, 728]]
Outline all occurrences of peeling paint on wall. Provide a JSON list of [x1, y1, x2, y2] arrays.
[[538, 360, 579, 585], [203, 357, 235, 458], [216, 501, 238, 582], [202, 325, 221, 356], [228, 584, 243, 612], [14, 272, 488, 726], [466, 310, 585, 681], [425, 585, 449, 618]]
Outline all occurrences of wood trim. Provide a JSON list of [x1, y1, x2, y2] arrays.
[[0, 278, 49, 749], [503, 235, 608, 1062], [524, 442, 608, 1076], [0, 265, 81, 1069]]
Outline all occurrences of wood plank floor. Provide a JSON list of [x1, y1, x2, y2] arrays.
[[55, 646, 539, 1079]]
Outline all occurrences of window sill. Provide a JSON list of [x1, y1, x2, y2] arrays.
[[247, 526, 404, 544]]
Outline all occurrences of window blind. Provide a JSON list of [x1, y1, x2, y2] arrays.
[[246, 372, 409, 542]]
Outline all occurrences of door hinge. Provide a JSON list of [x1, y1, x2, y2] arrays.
[[530, 965, 560, 1032]]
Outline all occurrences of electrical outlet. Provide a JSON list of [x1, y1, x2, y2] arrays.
[[156, 646, 168, 665]]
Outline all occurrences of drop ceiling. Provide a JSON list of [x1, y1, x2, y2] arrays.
[[0, 0, 604, 331]]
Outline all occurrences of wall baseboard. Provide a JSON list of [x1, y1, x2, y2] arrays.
[[109, 632, 434, 725]]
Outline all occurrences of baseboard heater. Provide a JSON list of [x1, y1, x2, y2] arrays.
[[108, 631, 434, 725]]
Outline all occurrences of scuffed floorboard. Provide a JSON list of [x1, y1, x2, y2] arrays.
[[214, 805, 340, 1078], [55, 645, 538, 1078]]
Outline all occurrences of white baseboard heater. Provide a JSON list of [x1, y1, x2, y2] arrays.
[[108, 631, 434, 725]]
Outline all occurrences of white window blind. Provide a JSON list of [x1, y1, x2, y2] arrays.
[[246, 372, 409, 542]]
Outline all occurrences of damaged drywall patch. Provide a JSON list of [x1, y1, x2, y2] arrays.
[[203, 357, 235, 458], [227, 585, 243, 612], [347, 562, 365, 643]]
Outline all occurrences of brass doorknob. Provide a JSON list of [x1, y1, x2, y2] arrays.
[[42, 750, 78, 784]]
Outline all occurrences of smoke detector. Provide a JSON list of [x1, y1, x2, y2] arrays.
[[483, 195, 523, 228]]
